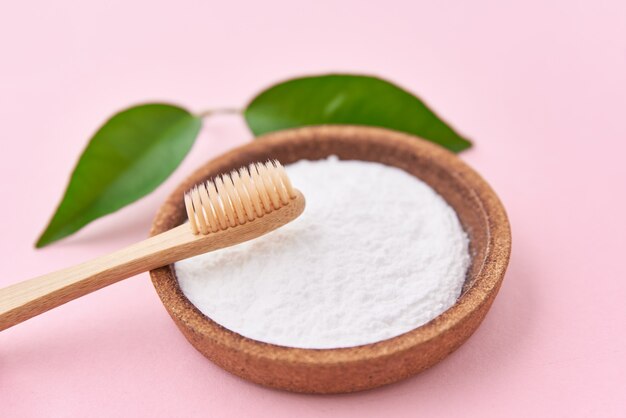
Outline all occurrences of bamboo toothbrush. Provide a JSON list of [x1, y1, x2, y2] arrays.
[[0, 161, 305, 331]]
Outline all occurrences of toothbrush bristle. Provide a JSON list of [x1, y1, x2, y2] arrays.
[[184, 160, 296, 235]]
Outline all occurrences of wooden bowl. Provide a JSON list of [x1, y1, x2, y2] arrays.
[[149, 125, 511, 394]]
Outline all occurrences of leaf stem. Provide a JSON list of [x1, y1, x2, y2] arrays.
[[197, 108, 242, 118]]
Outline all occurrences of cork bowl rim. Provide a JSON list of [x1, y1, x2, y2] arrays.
[[149, 125, 511, 368]]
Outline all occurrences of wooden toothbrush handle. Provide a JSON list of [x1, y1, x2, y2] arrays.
[[0, 224, 195, 331]]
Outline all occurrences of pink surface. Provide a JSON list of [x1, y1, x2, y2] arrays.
[[1, 1, 625, 416]]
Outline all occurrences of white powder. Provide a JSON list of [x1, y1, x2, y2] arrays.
[[175, 157, 470, 349]]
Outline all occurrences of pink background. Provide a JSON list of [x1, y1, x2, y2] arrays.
[[1, 1, 625, 416]]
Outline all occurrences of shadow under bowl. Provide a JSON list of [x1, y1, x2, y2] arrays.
[[149, 125, 511, 394]]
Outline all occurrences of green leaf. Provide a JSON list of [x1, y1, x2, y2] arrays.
[[244, 74, 471, 152], [36, 103, 202, 248]]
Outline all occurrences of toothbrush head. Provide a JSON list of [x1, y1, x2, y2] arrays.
[[184, 160, 299, 235]]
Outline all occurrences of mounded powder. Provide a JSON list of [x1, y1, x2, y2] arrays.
[[175, 157, 470, 349]]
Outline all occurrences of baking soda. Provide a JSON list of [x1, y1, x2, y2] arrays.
[[175, 157, 470, 349]]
